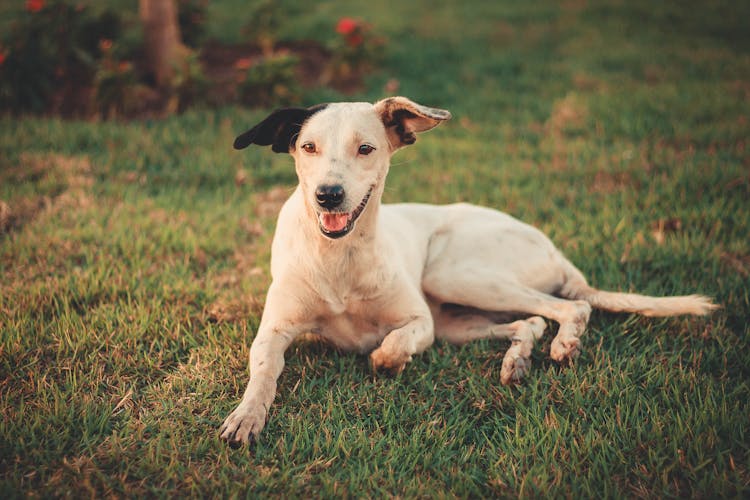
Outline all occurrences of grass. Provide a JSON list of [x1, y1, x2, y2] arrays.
[[1, 0, 749, 497]]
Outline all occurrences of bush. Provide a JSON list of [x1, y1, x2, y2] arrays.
[[0, 3, 387, 118], [170, 49, 209, 112], [93, 40, 142, 119], [325, 17, 386, 89], [238, 53, 301, 108], [178, 0, 208, 49], [0, 1, 122, 114], [241, 0, 283, 56]]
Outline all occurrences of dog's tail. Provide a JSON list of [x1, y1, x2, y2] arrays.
[[556, 255, 719, 317]]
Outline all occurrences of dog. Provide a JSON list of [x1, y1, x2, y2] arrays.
[[219, 97, 718, 446]]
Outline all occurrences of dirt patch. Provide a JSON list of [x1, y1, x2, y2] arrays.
[[0, 154, 94, 234], [720, 251, 750, 277], [205, 293, 263, 323], [572, 72, 605, 92], [547, 94, 588, 137], [588, 171, 636, 194], [650, 217, 682, 245], [253, 185, 292, 219], [0, 197, 52, 234], [203, 186, 294, 323], [206, 249, 265, 324]]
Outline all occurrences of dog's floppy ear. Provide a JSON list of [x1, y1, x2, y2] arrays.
[[233, 104, 328, 153], [374, 97, 451, 150]]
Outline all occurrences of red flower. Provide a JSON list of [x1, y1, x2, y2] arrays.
[[346, 34, 364, 47], [25, 0, 45, 12], [336, 17, 358, 36], [99, 39, 113, 52], [0, 52, 5, 66], [234, 57, 253, 70]]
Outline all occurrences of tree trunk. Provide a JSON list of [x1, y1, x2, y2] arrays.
[[139, 0, 185, 89]]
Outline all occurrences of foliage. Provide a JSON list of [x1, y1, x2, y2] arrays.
[[0, 1, 121, 114], [326, 17, 386, 89], [169, 49, 209, 113], [177, 0, 208, 48], [240, 0, 284, 56], [93, 40, 142, 119], [0, 1, 388, 118], [238, 52, 301, 107]]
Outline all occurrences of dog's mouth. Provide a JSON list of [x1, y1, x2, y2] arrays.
[[317, 187, 373, 239]]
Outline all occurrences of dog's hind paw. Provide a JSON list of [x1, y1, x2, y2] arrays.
[[525, 316, 547, 339], [500, 352, 531, 385], [550, 335, 581, 363], [498, 317, 543, 385]]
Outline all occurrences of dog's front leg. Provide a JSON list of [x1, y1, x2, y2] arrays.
[[219, 283, 311, 447], [370, 311, 434, 374], [219, 327, 291, 446]]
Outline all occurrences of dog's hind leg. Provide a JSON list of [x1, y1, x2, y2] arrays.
[[424, 271, 592, 363], [500, 317, 546, 384], [432, 307, 546, 384]]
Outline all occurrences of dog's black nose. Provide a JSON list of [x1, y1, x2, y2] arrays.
[[315, 184, 345, 209]]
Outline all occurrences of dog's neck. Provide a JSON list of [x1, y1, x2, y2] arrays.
[[289, 185, 386, 299]]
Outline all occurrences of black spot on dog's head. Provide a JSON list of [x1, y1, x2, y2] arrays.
[[234, 104, 328, 153]]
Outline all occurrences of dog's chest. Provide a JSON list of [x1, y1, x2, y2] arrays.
[[293, 242, 402, 352], [315, 293, 391, 353]]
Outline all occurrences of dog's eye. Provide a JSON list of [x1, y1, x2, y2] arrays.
[[301, 142, 316, 154], [358, 144, 375, 156]]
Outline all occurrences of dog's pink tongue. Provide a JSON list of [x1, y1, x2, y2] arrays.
[[321, 213, 349, 232]]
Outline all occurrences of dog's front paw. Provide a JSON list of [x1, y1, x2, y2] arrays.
[[370, 346, 412, 375], [219, 403, 267, 448]]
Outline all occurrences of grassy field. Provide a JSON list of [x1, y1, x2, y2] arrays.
[[2, 0, 749, 497]]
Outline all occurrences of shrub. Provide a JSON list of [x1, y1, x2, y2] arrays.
[[238, 53, 301, 108], [170, 49, 209, 112], [241, 0, 283, 56], [177, 0, 208, 49], [93, 40, 142, 119], [326, 17, 386, 89], [0, 1, 122, 115]]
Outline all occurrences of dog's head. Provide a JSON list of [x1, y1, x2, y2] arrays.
[[234, 97, 451, 239]]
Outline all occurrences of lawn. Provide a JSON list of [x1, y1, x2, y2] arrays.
[[1, 0, 749, 497]]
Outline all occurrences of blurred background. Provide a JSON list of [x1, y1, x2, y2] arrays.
[[2, 0, 746, 123]]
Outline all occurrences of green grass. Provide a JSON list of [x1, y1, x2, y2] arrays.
[[2, 0, 749, 497]]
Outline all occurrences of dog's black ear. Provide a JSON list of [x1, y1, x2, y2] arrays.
[[374, 97, 451, 150], [233, 104, 328, 153]]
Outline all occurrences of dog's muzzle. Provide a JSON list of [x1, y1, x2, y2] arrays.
[[317, 186, 373, 239]]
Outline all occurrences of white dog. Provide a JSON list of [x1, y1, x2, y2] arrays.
[[219, 97, 717, 446]]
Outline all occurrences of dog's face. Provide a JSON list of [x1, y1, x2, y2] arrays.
[[292, 103, 390, 239], [234, 97, 451, 239]]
